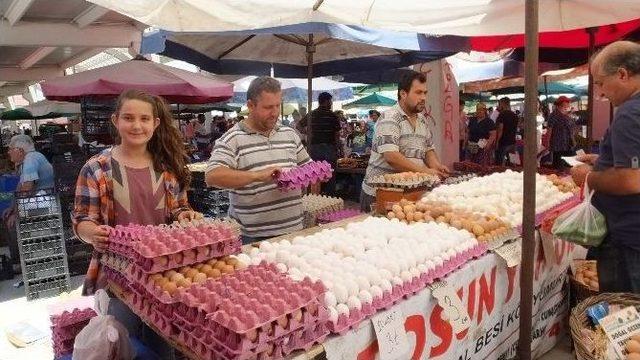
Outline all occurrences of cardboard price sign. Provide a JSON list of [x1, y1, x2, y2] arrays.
[[429, 280, 472, 333], [371, 308, 410, 360]]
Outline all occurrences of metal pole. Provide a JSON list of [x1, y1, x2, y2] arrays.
[[518, 0, 538, 359], [586, 27, 598, 145], [306, 34, 315, 145]]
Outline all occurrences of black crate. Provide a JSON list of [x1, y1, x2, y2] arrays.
[[19, 236, 65, 261], [17, 218, 63, 239]]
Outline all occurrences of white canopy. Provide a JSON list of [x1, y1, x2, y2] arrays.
[[23, 100, 81, 118], [88, 0, 640, 36]]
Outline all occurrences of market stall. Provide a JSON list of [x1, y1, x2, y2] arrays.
[[72, 167, 583, 360]]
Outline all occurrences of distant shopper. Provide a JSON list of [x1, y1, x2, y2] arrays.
[[495, 97, 519, 165], [548, 96, 576, 168], [466, 102, 497, 166]]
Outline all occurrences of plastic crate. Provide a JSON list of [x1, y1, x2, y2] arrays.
[[23, 256, 67, 281], [19, 236, 66, 261], [25, 275, 70, 301], [18, 218, 63, 240], [15, 189, 61, 218]]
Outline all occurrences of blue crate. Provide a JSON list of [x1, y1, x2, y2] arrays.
[[0, 175, 19, 192]]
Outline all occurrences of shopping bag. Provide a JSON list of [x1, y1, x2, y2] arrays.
[[551, 182, 607, 247], [72, 289, 134, 360]]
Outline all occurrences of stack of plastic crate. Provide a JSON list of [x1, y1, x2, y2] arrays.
[[15, 189, 70, 300], [187, 170, 230, 218]]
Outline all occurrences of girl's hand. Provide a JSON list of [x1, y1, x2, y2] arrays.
[[177, 210, 202, 222], [77, 222, 112, 252]]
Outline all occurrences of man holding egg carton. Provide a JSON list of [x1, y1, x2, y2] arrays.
[[207, 77, 313, 244], [360, 71, 450, 212], [571, 41, 640, 293]]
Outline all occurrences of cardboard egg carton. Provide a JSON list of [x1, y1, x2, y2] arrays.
[[51, 306, 97, 357], [171, 262, 327, 353], [328, 242, 488, 335], [369, 172, 440, 190], [108, 222, 241, 273], [316, 209, 363, 224], [276, 161, 333, 191], [127, 257, 247, 305]]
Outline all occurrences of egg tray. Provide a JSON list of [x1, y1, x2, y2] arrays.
[[441, 173, 477, 186], [126, 260, 241, 305], [53, 338, 76, 359], [368, 175, 441, 190], [316, 209, 363, 224], [172, 263, 327, 350], [128, 288, 176, 338], [99, 252, 130, 274], [327, 243, 488, 335], [173, 323, 287, 360], [108, 225, 241, 273], [515, 193, 581, 234], [275, 161, 333, 191], [51, 319, 92, 343], [50, 307, 97, 329], [102, 265, 132, 293], [170, 217, 241, 233]]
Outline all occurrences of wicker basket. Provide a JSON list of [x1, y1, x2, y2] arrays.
[[570, 292, 640, 360]]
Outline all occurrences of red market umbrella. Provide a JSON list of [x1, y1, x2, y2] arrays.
[[41, 57, 233, 104], [470, 18, 640, 52]]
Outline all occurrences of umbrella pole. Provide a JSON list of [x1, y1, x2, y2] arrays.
[[543, 75, 549, 104], [518, 0, 538, 359], [306, 34, 315, 144]]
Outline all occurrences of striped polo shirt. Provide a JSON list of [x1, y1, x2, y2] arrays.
[[207, 121, 312, 238], [362, 104, 435, 196]]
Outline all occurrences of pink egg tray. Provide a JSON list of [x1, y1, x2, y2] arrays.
[[316, 209, 363, 224], [108, 223, 241, 273], [103, 265, 132, 293], [51, 307, 97, 359], [129, 286, 176, 338], [275, 161, 333, 191], [328, 243, 489, 335], [516, 193, 581, 234], [173, 262, 327, 353]]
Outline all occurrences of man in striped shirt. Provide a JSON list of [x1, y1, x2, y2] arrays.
[[206, 77, 312, 243], [360, 71, 450, 212]]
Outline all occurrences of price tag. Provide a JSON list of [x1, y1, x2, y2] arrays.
[[371, 308, 410, 360], [599, 306, 640, 359], [494, 238, 522, 267], [538, 229, 557, 264], [429, 281, 471, 333]]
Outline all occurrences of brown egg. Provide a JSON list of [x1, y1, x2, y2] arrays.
[[162, 281, 178, 295], [392, 204, 403, 213], [150, 273, 163, 282], [234, 261, 247, 270], [226, 257, 239, 266], [405, 212, 415, 222], [477, 235, 486, 242], [451, 219, 462, 229], [185, 268, 199, 280], [436, 216, 446, 223], [193, 272, 207, 284], [247, 329, 258, 342], [178, 266, 191, 275], [387, 211, 396, 219], [164, 270, 178, 279], [395, 211, 406, 220], [155, 256, 168, 267], [155, 277, 169, 288], [472, 225, 485, 236], [627, 339, 640, 354], [399, 199, 410, 207], [200, 264, 213, 273], [206, 259, 218, 267], [171, 273, 185, 282], [583, 270, 596, 278], [194, 263, 205, 270], [587, 280, 599, 290], [206, 268, 222, 279], [214, 261, 227, 270], [403, 205, 416, 214], [413, 211, 424, 221], [176, 278, 192, 288], [424, 215, 434, 222], [221, 265, 235, 274]]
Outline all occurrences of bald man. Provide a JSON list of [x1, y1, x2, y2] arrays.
[[571, 41, 640, 293]]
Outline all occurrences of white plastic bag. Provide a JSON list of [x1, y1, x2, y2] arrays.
[[72, 290, 134, 360], [552, 182, 607, 247]]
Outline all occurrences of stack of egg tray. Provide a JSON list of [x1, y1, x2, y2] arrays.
[[15, 189, 70, 300]]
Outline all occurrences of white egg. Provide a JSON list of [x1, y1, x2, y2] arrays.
[[328, 306, 339, 324], [333, 284, 349, 303], [336, 303, 350, 318], [324, 291, 338, 308], [380, 279, 392, 292], [347, 295, 362, 311], [276, 263, 287, 273], [370, 285, 383, 299], [358, 290, 373, 304], [259, 241, 274, 252], [400, 271, 412, 282]]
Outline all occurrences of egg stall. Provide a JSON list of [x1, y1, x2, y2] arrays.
[[100, 170, 584, 360]]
